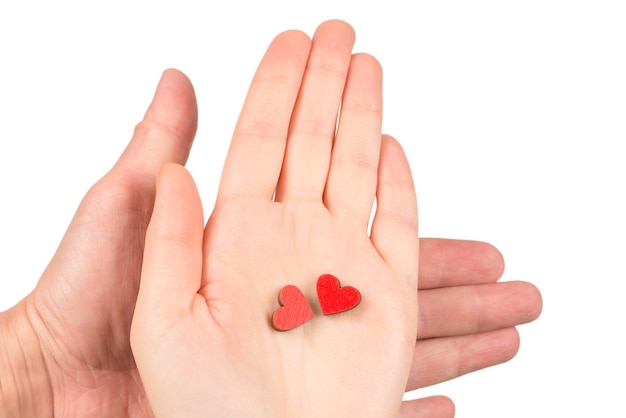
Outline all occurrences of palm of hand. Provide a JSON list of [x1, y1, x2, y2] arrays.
[[132, 21, 419, 417], [134, 148, 418, 418], [198, 200, 417, 416]]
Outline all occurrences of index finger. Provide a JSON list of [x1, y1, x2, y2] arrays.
[[418, 238, 506, 289], [216, 30, 311, 202]]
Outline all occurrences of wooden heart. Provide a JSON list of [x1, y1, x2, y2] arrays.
[[316, 274, 361, 315], [272, 285, 314, 331]]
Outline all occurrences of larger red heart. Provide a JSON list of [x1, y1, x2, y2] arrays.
[[317, 274, 361, 315], [272, 285, 314, 331]]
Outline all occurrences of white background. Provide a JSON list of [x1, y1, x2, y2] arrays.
[[1, 1, 624, 416]]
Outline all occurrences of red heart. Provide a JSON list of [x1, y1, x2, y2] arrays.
[[317, 274, 361, 315], [272, 285, 314, 331]]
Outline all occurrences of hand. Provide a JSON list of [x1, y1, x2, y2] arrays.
[[130, 20, 542, 418], [131, 19, 418, 417], [0, 22, 542, 418], [0, 69, 198, 417], [403, 239, 542, 416]]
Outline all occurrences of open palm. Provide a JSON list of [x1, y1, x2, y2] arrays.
[[131, 21, 418, 417], [0, 20, 542, 418]]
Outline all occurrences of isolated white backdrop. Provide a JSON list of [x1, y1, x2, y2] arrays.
[[1, 1, 624, 416]]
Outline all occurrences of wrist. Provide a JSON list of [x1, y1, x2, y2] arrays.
[[0, 300, 53, 417]]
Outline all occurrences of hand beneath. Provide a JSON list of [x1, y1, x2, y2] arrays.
[[0, 69, 198, 417], [402, 239, 542, 416], [0, 21, 542, 418]]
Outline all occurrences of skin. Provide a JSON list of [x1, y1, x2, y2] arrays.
[[132, 24, 419, 416], [130, 21, 541, 418], [0, 20, 542, 418]]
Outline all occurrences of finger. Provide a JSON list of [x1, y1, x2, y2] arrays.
[[40, 69, 198, 288], [417, 281, 543, 339], [399, 396, 455, 418], [217, 30, 311, 202], [114, 68, 198, 177], [406, 328, 520, 390], [274, 19, 355, 202], [418, 238, 506, 289], [370, 135, 419, 287], [324, 53, 383, 227], [134, 163, 204, 315]]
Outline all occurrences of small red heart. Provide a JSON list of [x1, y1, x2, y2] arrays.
[[317, 274, 361, 315], [272, 285, 314, 331]]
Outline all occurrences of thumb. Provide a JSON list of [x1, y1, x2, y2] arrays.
[[38, 69, 198, 291], [113, 68, 198, 176], [134, 163, 204, 316]]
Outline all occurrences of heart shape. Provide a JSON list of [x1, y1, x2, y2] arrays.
[[272, 285, 314, 331], [317, 274, 361, 315]]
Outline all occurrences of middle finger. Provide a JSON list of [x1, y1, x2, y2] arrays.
[[274, 19, 355, 202]]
